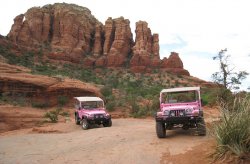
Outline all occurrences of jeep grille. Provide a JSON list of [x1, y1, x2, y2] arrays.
[[169, 110, 185, 117], [94, 114, 104, 119]]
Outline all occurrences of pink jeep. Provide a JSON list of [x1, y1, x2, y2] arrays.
[[155, 87, 206, 138], [74, 97, 112, 130]]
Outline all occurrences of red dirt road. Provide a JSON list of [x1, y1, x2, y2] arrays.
[[0, 105, 218, 164]]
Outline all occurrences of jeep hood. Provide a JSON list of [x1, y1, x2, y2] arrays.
[[84, 109, 106, 115], [162, 102, 199, 110]]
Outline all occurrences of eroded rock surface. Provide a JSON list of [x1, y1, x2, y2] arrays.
[[7, 3, 189, 75]]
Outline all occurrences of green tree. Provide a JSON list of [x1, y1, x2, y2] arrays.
[[212, 48, 248, 90]]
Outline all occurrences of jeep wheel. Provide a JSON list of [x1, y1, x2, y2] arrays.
[[197, 118, 206, 136], [156, 122, 166, 138], [75, 114, 80, 125], [81, 119, 89, 130], [103, 119, 112, 127]]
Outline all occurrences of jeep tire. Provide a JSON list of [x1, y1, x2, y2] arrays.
[[103, 119, 112, 127], [81, 119, 89, 130], [197, 118, 206, 136], [156, 122, 166, 138], [75, 113, 80, 125]]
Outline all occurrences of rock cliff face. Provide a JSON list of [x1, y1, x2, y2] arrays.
[[130, 21, 161, 72], [104, 17, 134, 67], [7, 3, 189, 75], [161, 52, 190, 76], [8, 3, 100, 64]]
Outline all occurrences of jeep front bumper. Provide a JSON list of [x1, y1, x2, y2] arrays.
[[155, 116, 201, 124], [86, 115, 111, 124]]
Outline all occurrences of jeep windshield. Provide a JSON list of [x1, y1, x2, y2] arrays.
[[162, 90, 198, 104], [81, 101, 103, 109]]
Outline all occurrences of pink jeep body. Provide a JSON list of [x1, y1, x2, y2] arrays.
[[74, 97, 112, 130], [155, 87, 206, 138]]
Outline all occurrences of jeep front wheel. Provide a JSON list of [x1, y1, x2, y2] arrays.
[[103, 119, 112, 127], [75, 113, 80, 125], [197, 118, 206, 136], [81, 119, 89, 130], [156, 122, 166, 138]]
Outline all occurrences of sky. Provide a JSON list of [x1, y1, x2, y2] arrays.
[[0, 0, 249, 90]]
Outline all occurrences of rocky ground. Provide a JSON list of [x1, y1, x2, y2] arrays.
[[0, 105, 225, 164]]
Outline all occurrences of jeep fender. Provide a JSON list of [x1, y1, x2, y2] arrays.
[[82, 115, 88, 120], [199, 110, 204, 117]]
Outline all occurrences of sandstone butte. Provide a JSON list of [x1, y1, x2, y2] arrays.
[[7, 3, 190, 76]]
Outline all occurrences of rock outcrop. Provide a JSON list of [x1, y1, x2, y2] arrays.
[[106, 17, 134, 67], [161, 52, 190, 76], [8, 3, 101, 61], [7, 3, 189, 75], [0, 62, 101, 106], [130, 21, 161, 72]]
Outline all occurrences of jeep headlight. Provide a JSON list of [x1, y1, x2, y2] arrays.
[[185, 108, 193, 113], [87, 114, 94, 118], [163, 110, 170, 116]]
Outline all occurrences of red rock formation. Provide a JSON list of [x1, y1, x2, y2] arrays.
[[161, 52, 183, 68], [8, 3, 101, 56], [103, 17, 114, 55], [8, 14, 24, 44], [105, 17, 134, 67], [83, 57, 95, 67], [93, 24, 103, 57], [7, 3, 190, 76], [95, 56, 107, 67], [161, 52, 190, 76], [0, 61, 102, 107], [130, 21, 161, 72], [152, 34, 160, 57]]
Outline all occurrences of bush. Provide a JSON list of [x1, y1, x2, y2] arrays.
[[60, 111, 70, 117], [101, 86, 112, 97], [130, 100, 140, 114], [44, 110, 59, 123], [212, 95, 250, 161], [132, 106, 147, 118], [44, 108, 62, 123], [106, 101, 115, 112], [201, 88, 220, 107]]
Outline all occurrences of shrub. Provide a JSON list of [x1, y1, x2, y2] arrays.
[[201, 88, 221, 107], [101, 86, 112, 97], [132, 106, 147, 118], [131, 101, 140, 115], [212, 95, 250, 161], [60, 111, 70, 117], [106, 101, 115, 112], [44, 108, 62, 123], [44, 110, 59, 123]]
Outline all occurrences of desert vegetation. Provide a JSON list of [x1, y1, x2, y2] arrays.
[[210, 49, 250, 162], [0, 43, 214, 117], [212, 94, 250, 162]]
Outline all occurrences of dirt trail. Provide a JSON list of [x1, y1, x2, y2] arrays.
[[0, 118, 215, 164]]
